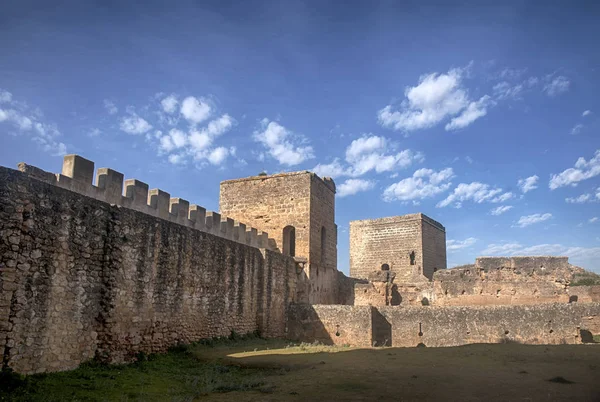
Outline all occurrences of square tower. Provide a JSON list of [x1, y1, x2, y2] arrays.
[[219, 171, 337, 292], [349, 213, 446, 282]]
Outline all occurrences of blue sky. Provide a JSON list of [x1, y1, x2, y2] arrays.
[[1, 1, 599, 273]]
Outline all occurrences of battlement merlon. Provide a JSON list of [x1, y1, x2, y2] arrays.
[[350, 213, 445, 232], [16, 154, 278, 251], [220, 170, 336, 194]]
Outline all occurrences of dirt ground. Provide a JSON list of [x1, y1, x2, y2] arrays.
[[197, 341, 600, 402]]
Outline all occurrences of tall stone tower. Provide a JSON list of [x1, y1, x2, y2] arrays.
[[219, 171, 338, 303], [349, 213, 446, 282]]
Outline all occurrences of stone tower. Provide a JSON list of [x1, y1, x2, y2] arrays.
[[219, 171, 338, 303], [349, 213, 446, 282]]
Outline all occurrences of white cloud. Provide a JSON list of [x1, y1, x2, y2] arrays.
[[383, 168, 454, 202], [159, 128, 187, 153], [437, 182, 510, 208], [0, 89, 12, 103], [181, 96, 211, 124], [518, 175, 539, 193], [207, 146, 230, 165], [499, 67, 528, 80], [570, 124, 583, 135], [0, 90, 66, 155], [345, 135, 424, 176], [445, 95, 492, 131], [120, 114, 152, 135], [492, 192, 514, 203], [590, 217, 599, 223], [582, 110, 592, 117], [493, 82, 523, 100], [88, 128, 101, 137], [465, 156, 473, 164], [565, 193, 593, 204], [161, 95, 178, 114], [189, 131, 212, 152], [103, 99, 118, 115], [253, 119, 314, 166], [378, 66, 489, 132], [337, 179, 376, 197], [491, 205, 513, 215], [447, 237, 477, 252], [549, 149, 600, 189], [169, 128, 187, 148], [203, 113, 234, 137], [543, 75, 570, 97], [313, 158, 347, 178], [312, 135, 424, 179], [515, 213, 552, 228], [187, 114, 234, 155], [168, 153, 186, 165], [526, 77, 539, 87]]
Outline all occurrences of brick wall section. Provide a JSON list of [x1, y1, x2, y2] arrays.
[[286, 303, 600, 347], [0, 167, 296, 374], [219, 172, 339, 304], [349, 213, 446, 281]]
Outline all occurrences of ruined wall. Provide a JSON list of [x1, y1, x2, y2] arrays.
[[570, 285, 600, 304], [349, 214, 446, 282], [220, 172, 339, 304], [287, 303, 600, 348], [432, 257, 579, 306], [0, 165, 297, 374]]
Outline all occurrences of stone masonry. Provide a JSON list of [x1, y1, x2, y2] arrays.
[[0, 157, 298, 374], [220, 172, 338, 304], [350, 213, 447, 281]]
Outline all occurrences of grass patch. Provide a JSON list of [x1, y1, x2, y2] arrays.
[[0, 335, 281, 402], [594, 335, 600, 343], [570, 271, 600, 286]]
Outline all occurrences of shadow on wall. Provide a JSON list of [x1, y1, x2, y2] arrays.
[[372, 308, 392, 346]]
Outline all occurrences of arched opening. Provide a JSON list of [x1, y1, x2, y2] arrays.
[[320, 226, 326, 266], [381, 263, 390, 271], [409, 251, 416, 265], [282, 225, 296, 257]]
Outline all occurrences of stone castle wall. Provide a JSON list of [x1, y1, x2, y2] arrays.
[[349, 214, 446, 282], [0, 164, 297, 374], [220, 172, 339, 304], [288, 303, 600, 347]]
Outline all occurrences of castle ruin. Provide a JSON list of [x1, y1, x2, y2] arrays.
[[0, 155, 599, 374]]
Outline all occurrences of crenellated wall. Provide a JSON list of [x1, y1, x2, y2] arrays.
[[17, 155, 276, 250], [0, 161, 298, 374]]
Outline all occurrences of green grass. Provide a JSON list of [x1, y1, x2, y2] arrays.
[[3, 338, 600, 402], [0, 336, 283, 402], [594, 335, 600, 343], [570, 271, 600, 286]]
